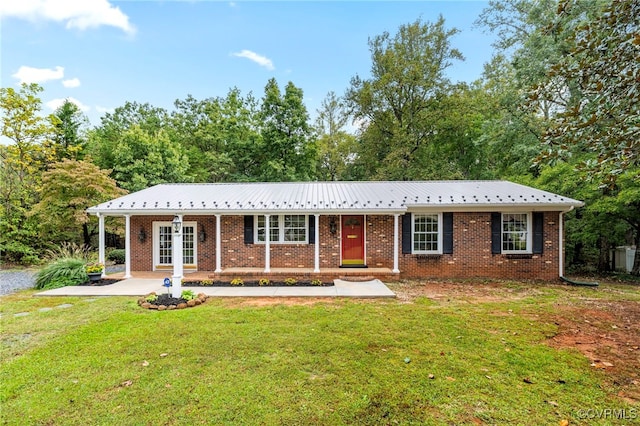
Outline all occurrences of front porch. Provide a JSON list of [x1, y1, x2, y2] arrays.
[[108, 267, 398, 283]]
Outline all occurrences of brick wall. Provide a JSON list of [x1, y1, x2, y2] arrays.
[[130, 212, 561, 280]]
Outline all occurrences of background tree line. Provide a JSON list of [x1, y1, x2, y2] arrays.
[[1, 0, 638, 274]]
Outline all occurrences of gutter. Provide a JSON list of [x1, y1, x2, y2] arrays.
[[559, 206, 599, 287]]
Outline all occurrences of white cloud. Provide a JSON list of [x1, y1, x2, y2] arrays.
[[46, 97, 90, 112], [0, 0, 136, 35], [12, 65, 64, 84], [232, 49, 274, 71], [62, 77, 81, 88]]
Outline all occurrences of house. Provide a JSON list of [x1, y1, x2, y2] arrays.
[[87, 180, 583, 282]]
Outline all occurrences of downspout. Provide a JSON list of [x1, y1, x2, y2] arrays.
[[559, 206, 599, 287]]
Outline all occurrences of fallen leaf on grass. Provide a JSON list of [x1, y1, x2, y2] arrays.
[[428, 374, 435, 379], [546, 400, 559, 407], [559, 420, 569, 426], [523, 378, 534, 384], [446, 376, 456, 382], [120, 380, 133, 387], [160, 353, 168, 357], [142, 360, 149, 367]]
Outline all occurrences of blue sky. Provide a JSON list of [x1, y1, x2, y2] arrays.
[[1, 1, 496, 127]]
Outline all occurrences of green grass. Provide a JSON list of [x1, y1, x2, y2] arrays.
[[1, 284, 638, 425]]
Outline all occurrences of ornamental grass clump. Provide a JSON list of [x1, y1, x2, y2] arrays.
[[35, 258, 87, 289]]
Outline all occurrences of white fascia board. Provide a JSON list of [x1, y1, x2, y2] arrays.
[[87, 208, 407, 216]]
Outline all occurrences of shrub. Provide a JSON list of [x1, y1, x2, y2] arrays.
[[35, 258, 87, 289], [45, 242, 91, 262], [259, 278, 271, 286], [181, 290, 196, 301], [284, 277, 297, 286], [107, 249, 125, 264], [145, 293, 158, 303], [230, 278, 244, 286], [311, 279, 323, 286]]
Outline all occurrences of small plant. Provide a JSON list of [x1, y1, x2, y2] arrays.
[[85, 263, 104, 274], [145, 293, 158, 303], [181, 290, 196, 301], [107, 249, 125, 264], [201, 279, 213, 286], [35, 258, 87, 289], [284, 277, 297, 286], [311, 279, 323, 286], [230, 278, 244, 286], [259, 278, 271, 286]]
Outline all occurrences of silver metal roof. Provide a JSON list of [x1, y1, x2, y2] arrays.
[[87, 181, 584, 216]]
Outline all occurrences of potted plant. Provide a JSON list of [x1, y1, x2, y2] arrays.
[[85, 263, 104, 282]]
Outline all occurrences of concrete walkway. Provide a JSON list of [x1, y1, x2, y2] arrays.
[[34, 278, 396, 298]]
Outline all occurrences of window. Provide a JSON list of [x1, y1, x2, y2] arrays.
[[502, 213, 530, 253], [255, 215, 307, 243], [413, 213, 441, 253]]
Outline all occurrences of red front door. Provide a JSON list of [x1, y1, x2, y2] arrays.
[[341, 215, 365, 265]]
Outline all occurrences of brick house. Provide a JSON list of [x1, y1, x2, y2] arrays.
[[87, 180, 583, 282]]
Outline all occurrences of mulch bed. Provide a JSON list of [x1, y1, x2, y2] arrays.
[[79, 279, 123, 287], [183, 280, 334, 287]]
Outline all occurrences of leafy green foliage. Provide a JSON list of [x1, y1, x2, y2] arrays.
[[346, 17, 464, 180], [180, 289, 196, 301], [35, 258, 87, 289], [107, 249, 125, 264], [532, 0, 639, 186]]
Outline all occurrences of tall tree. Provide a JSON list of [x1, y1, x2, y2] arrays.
[[49, 100, 89, 161], [31, 159, 126, 246], [532, 0, 640, 187], [314, 92, 357, 181], [0, 83, 56, 263], [258, 79, 315, 181], [346, 17, 464, 180]]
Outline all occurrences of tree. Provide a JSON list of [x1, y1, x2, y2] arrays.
[[532, 0, 639, 186], [345, 17, 464, 180], [31, 160, 126, 246], [49, 99, 89, 161], [0, 83, 56, 263], [111, 126, 192, 192], [258, 79, 316, 181], [314, 92, 358, 181]]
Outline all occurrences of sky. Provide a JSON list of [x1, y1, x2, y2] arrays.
[[1, 0, 497, 128]]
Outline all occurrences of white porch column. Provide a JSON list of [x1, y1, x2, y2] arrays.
[[393, 213, 400, 273], [124, 214, 132, 278], [264, 214, 271, 273], [314, 213, 320, 273], [215, 214, 222, 273], [98, 213, 106, 277], [172, 214, 184, 298]]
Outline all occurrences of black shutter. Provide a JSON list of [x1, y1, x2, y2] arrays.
[[532, 212, 544, 254], [491, 212, 502, 254], [402, 213, 412, 254], [308, 215, 315, 244], [244, 215, 254, 244], [443, 212, 453, 254]]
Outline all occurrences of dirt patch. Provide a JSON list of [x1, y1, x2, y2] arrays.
[[547, 300, 640, 403]]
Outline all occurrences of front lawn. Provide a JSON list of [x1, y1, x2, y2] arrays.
[[1, 281, 638, 425]]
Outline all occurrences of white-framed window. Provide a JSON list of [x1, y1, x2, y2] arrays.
[[413, 213, 442, 254], [502, 213, 531, 253], [255, 214, 307, 243], [153, 221, 198, 267]]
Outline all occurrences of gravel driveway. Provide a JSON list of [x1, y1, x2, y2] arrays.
[[0, 270, 37, 295]]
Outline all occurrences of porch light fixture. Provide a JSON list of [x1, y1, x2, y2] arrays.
[[172, 215, 182, 234], [138, 227, 146, 243], [329, 216, 337, 235], [199, 227, 206, 243]]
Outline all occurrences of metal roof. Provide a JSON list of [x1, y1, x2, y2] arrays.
[[87, 180, 584, 216]]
